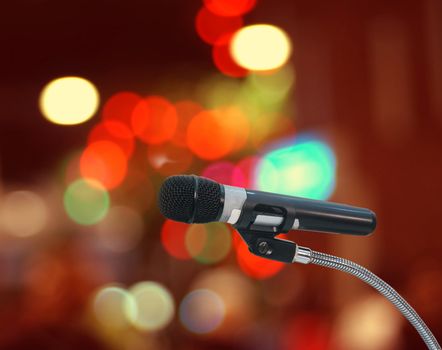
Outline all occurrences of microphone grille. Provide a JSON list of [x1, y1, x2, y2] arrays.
[[158, 175, 223, 223], [158, 175, 195, 223], [194, 177, 223, 223]]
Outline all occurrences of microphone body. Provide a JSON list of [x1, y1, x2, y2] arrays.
[[221, 185, 376, 235], [158, 175, 376, 236]]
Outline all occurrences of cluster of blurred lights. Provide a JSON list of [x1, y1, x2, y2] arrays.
[[93, 282, 233, 336], [161, 220, 232, 265], [93, 282, 175, 332], [194, 0, 292, 76]]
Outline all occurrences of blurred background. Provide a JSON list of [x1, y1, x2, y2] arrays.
[[1, 0, 442, 349]]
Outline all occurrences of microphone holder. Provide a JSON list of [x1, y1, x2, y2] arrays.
[[233, 206, 441, 350]]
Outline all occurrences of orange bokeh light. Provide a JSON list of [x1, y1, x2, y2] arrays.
[[204, 0, 256, 17], [187, 107, 249, 160], [172, 100, 203, 147], [186, 110, 228, 160], [131, 96, 178, 145], [234, 233, 285, 279], [195, 7, 243, 45], [147, 143, 193, 176], [88, 120, 135, 158], [218, 106, 250, 152], [102, 91, 142, 126], [80, 140, 127, 190], [161, 220, 191, 260], [212, 34, 249, 78]]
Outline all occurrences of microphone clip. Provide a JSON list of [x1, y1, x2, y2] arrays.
[[233, 198, 298, 263]]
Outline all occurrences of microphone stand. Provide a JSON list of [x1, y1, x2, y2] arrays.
[[234, 210, 441, 350]]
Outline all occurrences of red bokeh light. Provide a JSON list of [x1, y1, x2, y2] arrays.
[[161, 220, 191, 260], [88, 121, 134, 158], [171, 100, 203, 147], [212, 34, 249, 78], [131, 96, 178, 145], [195, 7, 243, 45], [102, 91, 142, 126], [234, 234, 285, 279], [147, 143, 193, 176], [80, 140, 127, 190], [204, 0, 256, 17]]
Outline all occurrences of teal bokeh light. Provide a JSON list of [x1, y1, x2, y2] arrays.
[[256, 136, 336, 200]]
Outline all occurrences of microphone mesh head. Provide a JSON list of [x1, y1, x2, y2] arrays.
[[158, 175, 223, 223]]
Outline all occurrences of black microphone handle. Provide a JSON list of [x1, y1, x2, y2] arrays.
[[245, 190, 376, 236]]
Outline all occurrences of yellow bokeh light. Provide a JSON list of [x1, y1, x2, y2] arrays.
[[125, 281, 175, 332], [231, 24, 292, 71], [39, 76, 99, 125]]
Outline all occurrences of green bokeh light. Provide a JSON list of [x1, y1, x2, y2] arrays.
[[64, 178, 110, 225], [257, 137, 336, 200]]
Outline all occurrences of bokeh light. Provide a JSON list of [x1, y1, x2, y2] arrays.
[[39, 76, 99, 125], [191, 268, 255, 333], [102, 91, 142, 126], [185, 223, 232, 264], [88, 120, 135, 158], [0, 191, 47, 237], [64, 178, 110, 225], [204, 0, 256, 17], [202, 161, 245, 186], [231, 24, 292, 71], [172, 100, 203, 147], [93, 285, 135, 330], [257, 136, 336, 200], [161, 220, 192, 260], [80, 140, 128, 190], [187, 107, 249, 160], [198, 75, 243, 109], [125, 281, 175, 332], [234, 233, 285, 279], [249, 114, 296, 148], [212, 34, 249, 78], [179, 289, 226, 334], [131, 96, 178, 145], [195, 7, 243, 45], [62, 150, 83, 186], [147, 143, 193, 176], [234, 155, 262, 188], [187, 110, 234, 160], [334, 295, 402, 350], [96, 206, 144, 253], [247, 64, 296, 103]]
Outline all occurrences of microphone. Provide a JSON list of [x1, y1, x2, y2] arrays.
[[158, 175, 376, 236]]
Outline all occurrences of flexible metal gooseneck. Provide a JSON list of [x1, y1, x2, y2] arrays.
[[292, 246, 441, 350]]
